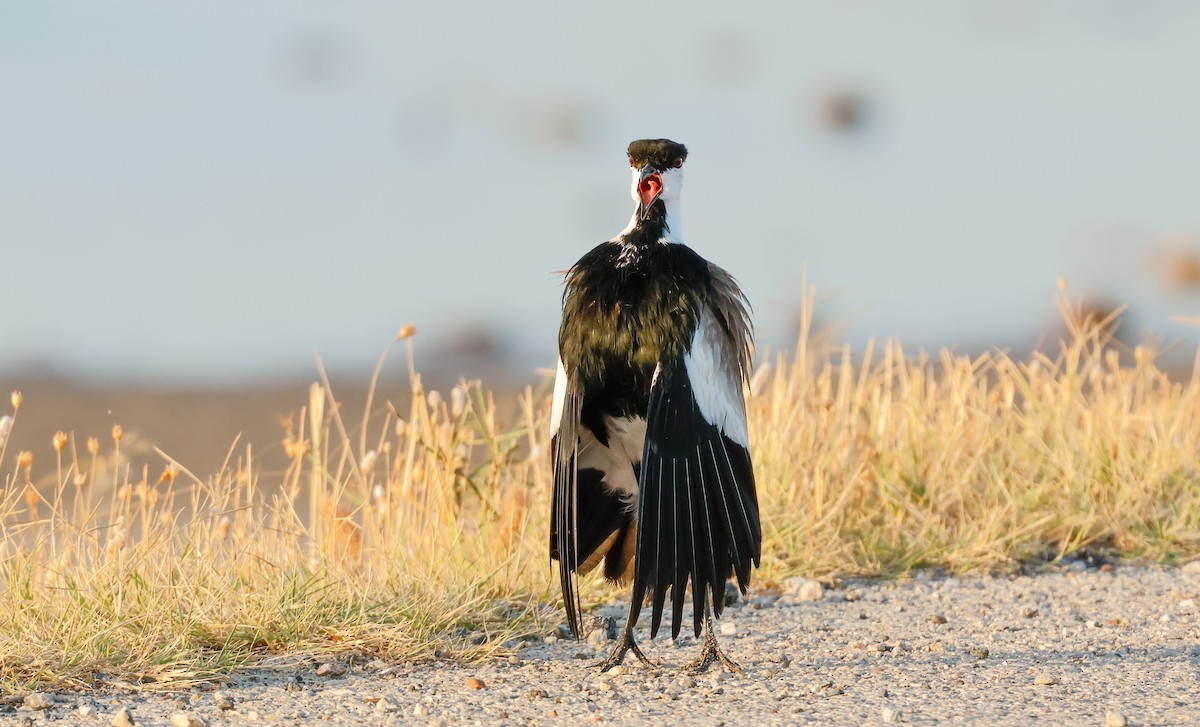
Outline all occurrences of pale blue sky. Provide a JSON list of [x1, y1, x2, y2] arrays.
[[4, 1, 1200, 382]]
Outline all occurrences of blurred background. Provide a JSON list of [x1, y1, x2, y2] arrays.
[[4, 1, 1200, 469]]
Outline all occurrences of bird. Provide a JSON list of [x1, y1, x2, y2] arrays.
[[549, 138, 760, 672]]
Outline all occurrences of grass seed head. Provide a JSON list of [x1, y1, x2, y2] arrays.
[[283, 436, 309, 459], [397, 322, 416, 339], [0, 415, 12, 450], [451, 386, 466, 418], [359, 449, 378, 475], [17, 450, 33, 470], [111, 424, 123, 443], [10, 390, 22, 411], [52, 431, 67, 453], [86, 436, 100, 455]]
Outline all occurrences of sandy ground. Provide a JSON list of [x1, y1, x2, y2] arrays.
[[6, 563, 1200, 726]]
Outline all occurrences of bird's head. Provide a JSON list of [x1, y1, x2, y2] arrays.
[[627, 138, 687, 222]]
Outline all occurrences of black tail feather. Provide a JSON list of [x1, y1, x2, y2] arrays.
[[634, 360, 759, 641]]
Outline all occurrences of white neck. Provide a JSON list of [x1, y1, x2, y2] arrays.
[[616, 165, 686, 243]]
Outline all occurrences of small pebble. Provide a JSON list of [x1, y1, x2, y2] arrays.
[[931, 614, 947, 625], [526, 688, 549, 699], [968, 646, 989, 660], [111, 707, 135, 727], [881, 706, 901, 723], [799, 580, 825, 601], [170, 713, 207, 727], [598, 681, 614, 692], [23, 694, 53, 711], [413, 704, 429, 717], [1034, 674, 1059, 686], [316, 662, 346, 678], [1022, 608, 1039, 618], [374, 697, 402, 713], [720, 622, 737, 636], [213, 692, 234, 711], [466, 677, 486, 690], [1105, 710, 1128, 727]]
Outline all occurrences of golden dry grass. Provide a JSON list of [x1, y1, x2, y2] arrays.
[[2, 290, 1200, 690]]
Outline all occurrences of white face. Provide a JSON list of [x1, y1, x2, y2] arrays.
[[629, 165, 684, 208]]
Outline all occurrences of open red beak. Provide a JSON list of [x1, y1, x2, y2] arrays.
[[637, 171, 663, 220]]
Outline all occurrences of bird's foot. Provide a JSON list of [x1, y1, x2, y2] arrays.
[[596, 631, 656, 672], [685, 631, 742, 674]]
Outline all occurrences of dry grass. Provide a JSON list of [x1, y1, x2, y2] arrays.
[[3, 290, 1200, 690]]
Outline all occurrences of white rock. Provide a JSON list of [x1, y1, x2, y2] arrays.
[[316, 662, 347, 677], [375, 697, 402, 713], [1105, 710, 1128, 727], [781, 577, 824, 600], [799, 580, 825, 601], [881, 706, 901, 723], [720, 621, 738, 636], [23, 693, 53, 711], [111, 707, 136, 727], [171, 713, 207, 727], [781, 576, 805, 594]]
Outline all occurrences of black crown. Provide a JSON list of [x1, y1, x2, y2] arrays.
[[627, 139, 688, 170]]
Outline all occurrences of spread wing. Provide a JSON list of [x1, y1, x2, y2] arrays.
[[628, 295, 760, 640], [549, 358, 640, 638], [549, 357, 586, 637]]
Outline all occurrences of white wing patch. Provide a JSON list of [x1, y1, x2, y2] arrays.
[[683, 308, 750, 447], [549, 357, 568, 435], [577, 416, 645, 508]]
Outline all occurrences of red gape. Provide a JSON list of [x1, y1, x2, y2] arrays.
[[638, 174, 663, 209]]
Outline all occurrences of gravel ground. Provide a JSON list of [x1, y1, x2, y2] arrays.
[[6, 564, 1200, 726]]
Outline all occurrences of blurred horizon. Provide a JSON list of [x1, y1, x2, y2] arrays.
[[5, 1, 1200, 386]]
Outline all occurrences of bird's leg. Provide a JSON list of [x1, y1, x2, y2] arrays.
[[686, 603, 742, 674], [596, 599, 655, 672]]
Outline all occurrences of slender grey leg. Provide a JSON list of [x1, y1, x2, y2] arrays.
[[596, 599, 656, 672], [686, 603, 742, 674]]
